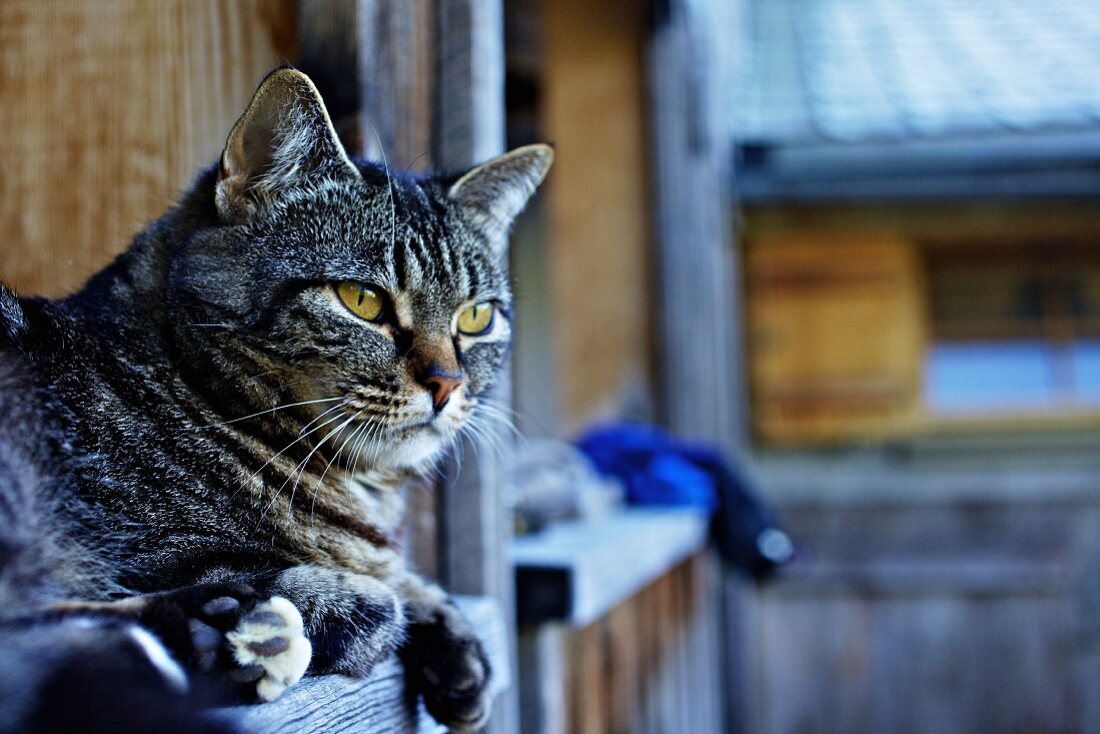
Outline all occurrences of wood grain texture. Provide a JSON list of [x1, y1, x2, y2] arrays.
[[541, 0, 653, 431], [564, 555, 723, 734], [516, 550, 725, 734], [0, 0, 297, 297], [645, 8, 748, 734]]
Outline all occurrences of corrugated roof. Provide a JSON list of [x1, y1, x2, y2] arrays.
[[737, 0, 1100, 146]]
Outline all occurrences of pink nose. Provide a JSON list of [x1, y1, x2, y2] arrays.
[[419, 364, 462, 412]]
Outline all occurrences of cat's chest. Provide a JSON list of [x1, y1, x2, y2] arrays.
[[272, 475, 406, 577]]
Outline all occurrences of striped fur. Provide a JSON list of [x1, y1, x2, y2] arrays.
[[0, 68, 551, 731]]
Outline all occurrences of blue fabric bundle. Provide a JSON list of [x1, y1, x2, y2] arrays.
[[576, 423, 794, 581]]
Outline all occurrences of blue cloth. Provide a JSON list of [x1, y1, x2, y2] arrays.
[[577, 423, 718, 510], [576, 423, 793, 580]]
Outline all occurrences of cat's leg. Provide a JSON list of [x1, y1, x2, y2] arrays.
[[46, 581, 311, 702], [394, 571, 493, 733]]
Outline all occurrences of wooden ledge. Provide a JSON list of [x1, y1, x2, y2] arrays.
[[219, 596, 508, 734], [512, 508, 711, 626]]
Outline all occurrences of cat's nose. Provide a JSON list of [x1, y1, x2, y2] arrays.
[[419, 363, 463, 412]]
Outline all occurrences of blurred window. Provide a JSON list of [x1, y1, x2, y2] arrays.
[[925, 242, 1100, 413]]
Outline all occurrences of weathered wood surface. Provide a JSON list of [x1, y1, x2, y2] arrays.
[[737, 496, 1100, 734], [746, 234, 926, 444], [0, 0, 296, 298], [512, 507, 709, 626], [518, 554, 725, 734], [223, 596, 508, 734], [646, 0, 744, 452]]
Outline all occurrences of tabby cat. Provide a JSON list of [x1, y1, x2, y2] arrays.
[[0, 67, 551, 731]]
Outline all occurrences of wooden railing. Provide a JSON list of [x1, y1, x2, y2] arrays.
[[514, 509, 725, 734]]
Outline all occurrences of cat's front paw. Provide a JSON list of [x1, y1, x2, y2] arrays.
[[401, 620, 493, 732], [223, 597, 312, 701], [149, 583, 311, 702]]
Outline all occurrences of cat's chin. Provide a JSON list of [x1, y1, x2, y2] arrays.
[[369, 426, 451, 474]]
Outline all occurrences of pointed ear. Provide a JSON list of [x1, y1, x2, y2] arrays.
[[216, 67, 360, 223], [447, 144, 554, 253]]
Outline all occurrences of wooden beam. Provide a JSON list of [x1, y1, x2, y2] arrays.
[[541, 0, 653, 432], [646, 5, 745, 734], [646, 0, 744, 451]]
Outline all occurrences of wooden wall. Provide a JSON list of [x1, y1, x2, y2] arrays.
[[541, 0, 652, 432], [738, 494, 1100, 734], [0, 0, 297, 297]]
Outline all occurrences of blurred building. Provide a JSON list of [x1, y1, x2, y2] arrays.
[[730, 2, 1100, 732]]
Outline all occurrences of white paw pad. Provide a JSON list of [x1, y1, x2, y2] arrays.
[[225, 596, 312, 701]]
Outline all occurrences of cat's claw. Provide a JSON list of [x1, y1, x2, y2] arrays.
[[224, 597, 312, 701]]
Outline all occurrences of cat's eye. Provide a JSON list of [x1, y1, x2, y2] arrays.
[[336, 281, 385, 321], [457, 303, 494, 335]]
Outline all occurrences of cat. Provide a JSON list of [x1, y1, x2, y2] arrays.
[[0, 66, 552, 732]]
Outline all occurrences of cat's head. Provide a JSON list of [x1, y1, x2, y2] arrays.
[[169, 68, 551, 473]]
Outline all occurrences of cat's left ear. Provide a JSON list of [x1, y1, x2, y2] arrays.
[[216, 67, 360, 223], [447, 144, 554, 256]]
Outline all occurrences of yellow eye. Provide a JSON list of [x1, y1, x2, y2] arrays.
[[457, 302, 495, 335], [336, 281, 385, 321]]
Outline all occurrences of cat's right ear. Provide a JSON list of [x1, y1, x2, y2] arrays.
[[216, 67, 360, 224]]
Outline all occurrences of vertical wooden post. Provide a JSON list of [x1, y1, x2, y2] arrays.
[[647, 0, 744, 451], [302, 3, 516, 732], [433, 4, 518, 734], [647, 1, 746, 732]]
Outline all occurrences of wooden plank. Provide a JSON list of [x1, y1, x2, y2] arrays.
[[517, 624, 569, 734], [738, 494, 1100, 734], [223, 596, 508, 734], [646, 7, 746, 734], [0, 0, 296, 298], [512, 508, 710, 626], [571, 622, 608, 734], [605, 595, 641, 734], [434, 0, 504, 167]]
